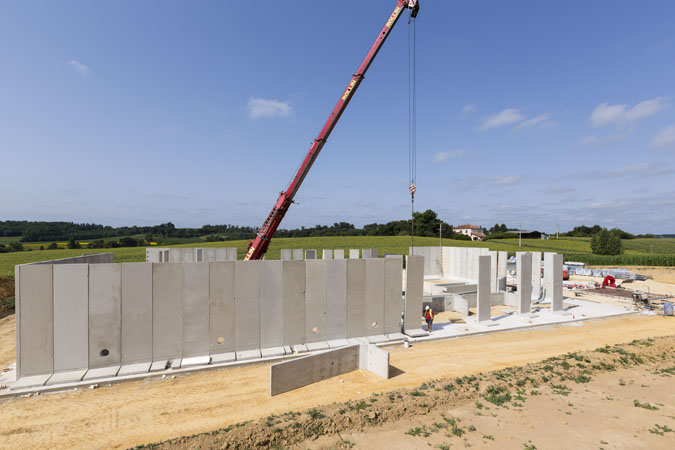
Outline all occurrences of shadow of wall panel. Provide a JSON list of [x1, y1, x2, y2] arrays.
[[260, 260, 284, 349], [121, 263, 153, 365], [234, 261, 261, 352], [16, 264, 53, 378], [152, 263, 182, 362], [53, 264, 89, 373], [209, 262, 236, 354], [181, 263, 210, 358], [305, 260, 327, 343], [325, 259, 347, 341], [364, 259, 384, 336], [89, 264, 121, 369], [346, 259, 366, 338]]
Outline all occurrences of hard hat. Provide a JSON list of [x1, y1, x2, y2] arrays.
[[425, 305, 429, 310]]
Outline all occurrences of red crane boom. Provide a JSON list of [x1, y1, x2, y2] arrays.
[[245, 0, 419, 260]]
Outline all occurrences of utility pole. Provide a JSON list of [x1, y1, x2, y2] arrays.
[[439, 222, 442, 248], [556, 223, 559, 239], [519, 223, 522, 248]]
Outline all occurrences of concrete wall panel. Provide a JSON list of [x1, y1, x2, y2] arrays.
[[209, 262, 236, 353], [349, 249, 359, 259], [404, 255, 424, 331], [121, 263, 153, 365], [182, 263, 210, 358], [281, 249, 292, 260], [17, 264, 54, 377], [383, 258, 402, 334], [305, 260, 327, 343], [181, 248, 194, 263], [152, 263, 182, 361], [325, 259, 347, 341], [365, 259, 385, 336], [292, 249, 303, 260], [169, 248, 182, 263], [333, 249, 345, 259], [53, 264, 89, 372], [89, 264, 122, 369], [204, 248, 216, 262], [346, 259, 366, 338], [531, 251, 542, 300], [234, 261, 261, 351], [283, 260, 306, 346], [215, 248, 228, 262], [517, 253, 532, 314], [226, 248, 237, 261], [260, 260, 284, 349], [322, 249, 333, 260], [476, 256, 491, 322], [498, 251, 508, 291]]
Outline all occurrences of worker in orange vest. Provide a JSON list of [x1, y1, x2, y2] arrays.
[[424, 305, 434, 332]]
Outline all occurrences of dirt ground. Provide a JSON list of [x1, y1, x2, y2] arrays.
[[0, 276, 13, 300], [0, 314, 674, 449]]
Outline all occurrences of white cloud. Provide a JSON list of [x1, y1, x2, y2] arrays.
[[590, 97, 669, 127], [433, 149, 467, 162], [512, 113, 551, 131], [478, 108, 524, 130], [246, 97, 292, 119], [460, 104, 477, 118], [67, 59, 88, 76], [489, 175, 523, 185], [581, 129, 634, 146], [651, 124, 675, 149]]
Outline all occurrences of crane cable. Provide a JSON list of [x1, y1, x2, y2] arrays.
[[408, 12, 417, 251]]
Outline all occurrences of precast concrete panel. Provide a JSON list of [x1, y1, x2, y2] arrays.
[[305, 249, 317, 260], [89, 264, 122, 369], [531, 251, 542, 300], [517, 253, 532, 314], [322, 249, 333, 260], [305, 260, 327, 343], [292, 249, 303, 260], [169, 248, 182, 263], [384, 258, 403, 334], [325, 260, 347, 341], [459, 247, 469, 280], [226, 248, 237, 261], [152, 263, 182, 361], [477, 256, 492, 322], [260, 260, 284, 349], [281, 249, 292, 260], [429, 247, 442, 277], [181, 263, 210, 358], [234, 261, 261, 351], [53, 264, 89, 372], [548, 253, 564, 311], [543, 252, 555, 300], [364, 259, 384, 336], [404, 255, 424, 331], [121, 263, 153, 365], [498, 251, 508, 291], [194, 248, 204, 262], [346, 259, 366, 338], [209, 262, 236, 353], [283, 260, 306, 346], [349, 249, 359, 259], [333, 249, 345, 259], [17, 264, 54, 377], [181, 248, 194, 263], [490, 251, 498, 293], [215, 248, 228, 262]]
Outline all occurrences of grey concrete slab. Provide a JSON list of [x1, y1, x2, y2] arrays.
[[181, 248, 194, 263], [215, 248, 229, 262], [152, 263, 182, 361], [453, 295, 476, 316], [195, 248, 204, 262], [283, 260, 306, 346], [12, 374, 51, 389], [210, 352, 236, 364], [333, 249, 345, 259], [362, 249, 372, 259], [169, 248, 182, 263], [118, 362, 151, 376], [235, 261, 261, 351], [498, 251, 508, 291], [477, 256, 492, 322], [226, 248, 238, 261], [181, 356, 211, 368], [46, 369, 86, 386], [404, 255, 424, 332], [550, 253, 564, 311], [305, 260, 327, 343], [53, 264, 89, 373], [366, 335, 388, 344], [121, 263, 153, 365], [83, 366, 120, 380], [293, 344, 309, 354], [349, 249, 360, 259], [322, 249, 333, 260], [325, 260, 347, 341], [270, 345, 359, 396], [531, 251, 542, 300], [209, 262, 236, 354], [306, 341, 329, 352], [149, 360, 169, 372], [260, 260, 284, 350], [387, 332, 407, 340], [182, 262, 210, 358], [283, 345, 293, 355], [204, 248, 216, 262], [365, 259, 385, 336], [383, 258, 403, 335], [261, 347, 285, 358], [89, 264, 122, 369], [327, 339, 350, 349], [490, 251, 498, 293], [361, 344, 390, 379], [17, 264, 53, 378], [305, 249, 317, 260], [517, 253, 533, 314], [281, 249, 292, 260], [443, 284, 477, 294], [292, 249, 303, 260], [346, 259, 366, 338]]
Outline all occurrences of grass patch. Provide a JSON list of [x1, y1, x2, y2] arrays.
[[484, 385, 511, 406], [634, 400, 659, 410]]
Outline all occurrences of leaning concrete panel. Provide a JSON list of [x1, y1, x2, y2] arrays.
[[17, 264, 53, 378], [362, 344, 390, 378], [53, 264, 89, 373], [209, 262, 236, 354], [476, 256, 492, 322], [333, 249, 345, 259], [152, 263, 182, 361], [517, 253, 532, 314], [325, 259, 347, 341], [305, 249, 317, 260], [121, 263, 153, 365], [404, 255, 424, 332], [305, 260, 327, 343], [291, 249, 303, 260], [364, 259, 385, 336], [322, 249, 333, 260], [349, 249, 359, 259], [346, 259, 366, 338], [280, 249, 292, 260], [182, 263, 210, 358], [235, 261, 261, 351], [283, 260, 306, 346], [89, 264, 122, 369], [383, 258, 403, 335], [531, 251, 542, 300], [260, 260, 284, 349]]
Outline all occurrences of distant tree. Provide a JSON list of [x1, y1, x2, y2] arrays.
[[47, 242, 58, 250], [119, 237, 138, 247], [67, 238, 79, 249], [591, 228, 623, 255], [8, 242, 24, 252]]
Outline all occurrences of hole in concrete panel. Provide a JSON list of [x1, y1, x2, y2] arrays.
[[371, 321, 378, 328], [100, 349, 109, 357], [312, 327, 319, 334], [217, 337, 225, 344]]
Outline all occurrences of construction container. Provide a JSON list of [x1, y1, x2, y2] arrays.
[[664, 302, 674, 316]]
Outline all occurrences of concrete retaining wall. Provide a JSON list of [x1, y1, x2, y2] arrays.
[[146, 248, 237, 263]]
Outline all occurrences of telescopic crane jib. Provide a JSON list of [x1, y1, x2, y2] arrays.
[[244, 0, 420, 261]]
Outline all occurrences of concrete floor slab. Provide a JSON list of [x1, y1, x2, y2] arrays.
[[118, 362, 151, 376], [386, 332, 407, 341], [236, 349, 261, 361], [261, 347, 286, 358], [83, 366, 120, 380], [306, 342, 329, 352], [46, 370, 87, 385], [181, 356, 211, 368], [210, 352, 236, 364], [404, 328, 428, 338], [366, 335, 389, 344]]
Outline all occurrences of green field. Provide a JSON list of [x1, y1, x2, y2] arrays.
[[1, 236, 674, 278]]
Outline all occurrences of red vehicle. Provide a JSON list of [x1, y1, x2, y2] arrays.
[[244, 1, 420, 260]]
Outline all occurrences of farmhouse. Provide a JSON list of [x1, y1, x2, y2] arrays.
[[453, 224, 486, 241]]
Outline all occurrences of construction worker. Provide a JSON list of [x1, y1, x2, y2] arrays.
[[424, 305, 434, 332]]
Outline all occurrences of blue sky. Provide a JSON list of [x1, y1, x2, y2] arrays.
[[1, 1, 674, 234]]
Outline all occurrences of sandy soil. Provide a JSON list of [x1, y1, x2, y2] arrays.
[[0, 276, 14, 300], [0, 315, 674, 449], [0, 315, 15, 370]]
